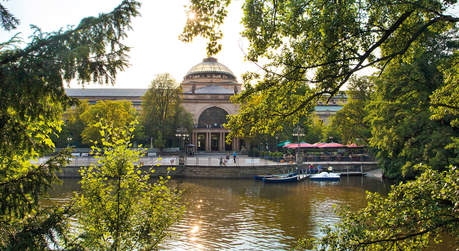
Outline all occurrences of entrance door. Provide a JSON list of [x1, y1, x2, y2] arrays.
[[211, 133, 219, 151], [197, 133, 206, 151]]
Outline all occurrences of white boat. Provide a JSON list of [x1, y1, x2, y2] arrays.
[[309, 172, 341, 181]]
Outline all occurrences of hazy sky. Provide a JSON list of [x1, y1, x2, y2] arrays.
[[3, 1, 456, 89], [0, 0, 259, 88]]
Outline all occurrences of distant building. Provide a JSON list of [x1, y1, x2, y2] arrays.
[[180, 57, 242, 152], [315, 94, 346, 124], [65, 88, 145, 110], [66, 57, 346, 152]]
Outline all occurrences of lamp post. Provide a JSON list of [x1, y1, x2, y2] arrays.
[[275, 136, 278, 150], [175, 128, 188, 167], [175, 128, 188, 151], [292, 125, 304, 168]]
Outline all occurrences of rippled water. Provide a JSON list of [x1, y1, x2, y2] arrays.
[[51, 177, 456, 250], [156, 177, 388, 250]]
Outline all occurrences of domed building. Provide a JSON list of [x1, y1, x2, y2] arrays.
[[66, 57, 346, 153], [181, 57, 242, 152]]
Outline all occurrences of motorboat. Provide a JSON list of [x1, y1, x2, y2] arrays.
[[262, 174, 309, 183], [309, 172, 341, 181], [254, 172, 296, 181]]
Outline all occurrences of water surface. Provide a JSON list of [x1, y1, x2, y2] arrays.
[[52, 177, 455, 250]]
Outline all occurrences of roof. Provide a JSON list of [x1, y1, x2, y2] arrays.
[[314, 105, 343, 112], [65, 88, 147, 97], [184, 85, 235, 95], [185, 57, 235, 79]]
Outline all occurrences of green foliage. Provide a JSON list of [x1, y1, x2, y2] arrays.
[[183, 0, 458, 133], [0, 147, 73, 249], [367, 52, 458, 179], [0, 2, 19, 31], [80, 100, 138, 145], [73, 121, 183, 249], [430, 50, 459, 128], [141, 73, 193, 148], [53, 100, 90, 148], [300, 165, 459, 250], [0, 0, 140, 248], [225, 76, 316, 139], [183, 1, 458, 248], [328, 77, 374, 145], [181, 0, 231, 55]]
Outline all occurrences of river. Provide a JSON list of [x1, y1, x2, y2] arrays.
[[50, 177, 456, 250]]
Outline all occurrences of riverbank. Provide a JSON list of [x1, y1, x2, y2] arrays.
[[48, 155, 380, 178]]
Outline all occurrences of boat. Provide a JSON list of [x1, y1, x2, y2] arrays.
[[262, 174, 310, 183], [254, 172, 296, 181], [254, 174, 275, 181], [309, 172, 341, 181]]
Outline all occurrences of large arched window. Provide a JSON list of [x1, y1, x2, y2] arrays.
[[198, 107, 229, 128]]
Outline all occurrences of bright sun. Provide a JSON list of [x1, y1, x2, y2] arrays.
[[187, 11, 197, 21]]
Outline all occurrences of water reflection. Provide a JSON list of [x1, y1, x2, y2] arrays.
[[51, 177, 454, 250], [159, 177, 390, 250]]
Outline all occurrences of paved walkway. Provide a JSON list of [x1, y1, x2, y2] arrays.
[[33, 155, 377, 168], [32, 155, 287, 167]]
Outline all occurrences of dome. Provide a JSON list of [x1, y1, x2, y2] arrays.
[[185, 57, 236, 80]]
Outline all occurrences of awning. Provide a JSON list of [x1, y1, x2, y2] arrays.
[[277, 141, 291, 147]]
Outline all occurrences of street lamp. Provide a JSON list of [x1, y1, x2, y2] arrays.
[[175, 128, 188, 151], [175, 128, 188, 167], [292, 125, 305, 168], [66, 136, 72, 147]]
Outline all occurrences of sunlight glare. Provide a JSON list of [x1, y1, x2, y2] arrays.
[[190, 225, 200, 234], [187, 10, 197, 21]]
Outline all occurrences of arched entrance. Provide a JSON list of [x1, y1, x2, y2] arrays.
[[198, 106, 229, 128], [193, 106, 236, 152]]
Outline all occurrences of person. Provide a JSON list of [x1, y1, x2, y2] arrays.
[[226, 153, 230, 161], [233, 151, 237, 163], [308, 164, 314, 174], [219, 156, 223, 166]]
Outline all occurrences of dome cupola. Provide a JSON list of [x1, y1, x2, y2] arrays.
[[184, 57, 236, 81]]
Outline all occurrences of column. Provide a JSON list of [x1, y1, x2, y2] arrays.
[[206, 132, 211, 152], [219, 132, 224, 152], [192, 132, 197, 152]]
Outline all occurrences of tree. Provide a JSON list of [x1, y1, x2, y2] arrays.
[[52, 100, 90, 148], [298, 165, 458, 251], [327, 77, 374, 145], [0, 0, 140, 248], [80, 100, 138, 145], [366, 50, 458, 179], [73, 120, 183, 249], [141, 73, 193, 148], [182, 0, 458, 133], [181, 0, 459, 248]]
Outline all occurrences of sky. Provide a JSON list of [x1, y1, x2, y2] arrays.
[[0, 0, 259, 88], [2, 1, 457, 90]]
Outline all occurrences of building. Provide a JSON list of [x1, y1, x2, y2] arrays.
[[180, 57, 242, 152], [66, 57, 345, 152]]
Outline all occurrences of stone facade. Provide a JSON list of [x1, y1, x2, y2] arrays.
[[180, 57, 242, 152], [65, 57, 347, 152]]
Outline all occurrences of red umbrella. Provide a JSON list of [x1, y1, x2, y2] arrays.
[[319, 142, 346, 148], [284, 143, 301, 148], [284, 142, 314, 148], [311, 142, 326, 147], [298, 142, 315, 148]]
